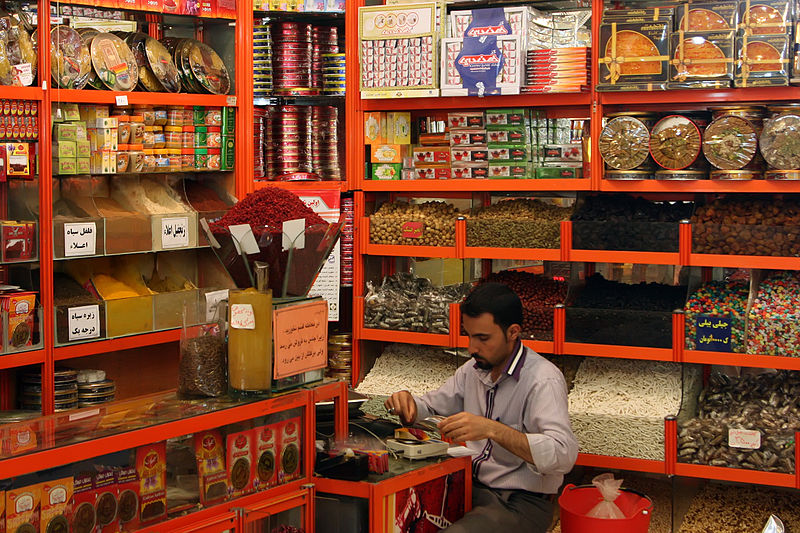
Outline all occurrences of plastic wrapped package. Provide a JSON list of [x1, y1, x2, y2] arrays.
[[76, 28, 103, 90], [735, 34, 790, 87], [702, 115, 759, 169], [90, 33, 138, 91], [739, 0, 793, 35], [760, 114, 800, 169], [179, 320, 226, 397], [668, 31, 734, 89], [50, 25, 91, 89], [599, 116, 651, 170], [675, 3, 738, 31], [0, 14, 36, 86], [186, 40, 230, 95], [597, 19, 671, 91], [125, 32, 181, 93], [650, 115, 702, 170]]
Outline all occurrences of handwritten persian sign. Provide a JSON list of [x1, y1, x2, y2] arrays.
[[695, 314, 732, 352], [161, 217, 190, 249], [64, 222, 96, 257], [273, 299, 328, 379], [68, 304, 100, 341]]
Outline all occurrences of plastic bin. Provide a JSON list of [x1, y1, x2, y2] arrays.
[[558, 483, 652, 533]]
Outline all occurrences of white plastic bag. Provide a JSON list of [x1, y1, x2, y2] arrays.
[[586, 473, 625, 519]]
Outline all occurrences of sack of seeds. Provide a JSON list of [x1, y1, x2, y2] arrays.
[[586, 473, 626, 519], [178, 304, 227, 397]]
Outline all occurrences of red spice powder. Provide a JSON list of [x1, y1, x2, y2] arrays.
[[186, 181, 230, 212], [210, 187, 327, 231]]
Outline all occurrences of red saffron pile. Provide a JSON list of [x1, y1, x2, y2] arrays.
[[210, 187, 327, 231]]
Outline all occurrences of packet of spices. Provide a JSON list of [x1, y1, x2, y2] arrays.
[[253, 425, 278, 491], [194, 430, 228, 505], [135, 442, 167, 523], [2, 419, 39, 456], [226, 430, 256, 498], [94, 466, 119, 533], [116, 467, 140, 532], [277, 417, 302, 484], [70, 474, 95, 533], [6, 483, 41, 533], [40, 477, 73, 533], [1, 291, 36, 349]]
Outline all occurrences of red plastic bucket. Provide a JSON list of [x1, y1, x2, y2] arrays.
[[558, 483, 653, 533]]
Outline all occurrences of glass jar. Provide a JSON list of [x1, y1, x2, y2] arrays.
[[182, 125, 194, 149], [130, 116, 145, 145], [207, 127, 221, 148], [153, 126, 166, 149], [165, 126, 182, 149], [154, 148, 170, 170], [193, 106, 207, 126], [134, 105, 156, 126], [167, 106, 184, 126], [228, 288, 273, 394], [143, 126, 155, 150], [116, 116, 131, 145], [194, 126, 207, 148], [167, 148, 182, 172], [207, 148, 221, 170], [181, 148, 195, 171], [142, 149, 156, 172], [116, 151, 130, 173], [153, 107, 168, 126], [195, 148, 208, 170], [182, 106, 194, 125], [129, 145, 145, 173], [205, 107, 222, 126]]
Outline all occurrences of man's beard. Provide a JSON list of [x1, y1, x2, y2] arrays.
[[472, 354, 492, 370]]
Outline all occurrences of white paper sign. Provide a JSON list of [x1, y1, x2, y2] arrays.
[[228, 224, 260, 255], [230, 303, 255, 329], [728, 428, 761, 450], [205, 289, 229, 322], [226, 96, 237, 106], [68, 304, 101, 341], [282, 218, 305, 251], [115, 95, 129, 106], [64, 222, 97, 257], [13, 63, 33, 86], [161, 217, 190, 249]]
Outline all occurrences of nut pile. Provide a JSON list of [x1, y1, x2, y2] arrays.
[[691, 196, 800, 256], [678, 483, 800, 532], [466, 199, 573, 249], [684, 279, 750, 353], [748, 271, 800, 357], [369, 201, 459, 246], [678, 371, 800, 473], [482, 270, 567, 340], [364, 273, 471, 333], [571, 194, 693, 252], [566, 274, 687, 348], [355, 343, 459, 399]]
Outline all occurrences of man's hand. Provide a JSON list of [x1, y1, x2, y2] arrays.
[[385, 391, 417, 425], [438, 412, 497, 442]]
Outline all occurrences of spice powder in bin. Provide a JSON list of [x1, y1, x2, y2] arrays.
[[598, 17, 671, 91]]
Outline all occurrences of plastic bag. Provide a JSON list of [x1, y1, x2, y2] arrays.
[[586, 473, 626, 519], [762, 515, 785, 533], [178, 304, 227, 397]]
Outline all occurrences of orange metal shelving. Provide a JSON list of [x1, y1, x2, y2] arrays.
[[600, 86, 800, 106], [50, 90, 236, 107], [361, 178, 593, 192], [599, 179, 800, 194], [0, 349, 46, 371], [361, 92, 592, 111], [53, 329, 182, 361]]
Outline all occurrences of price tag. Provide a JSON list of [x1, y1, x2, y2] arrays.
[[228, 224, 259, 254], [115, 95, 129, 107], [64, 222, 96, 257], [226, 96, 237, 106], [230, 303, 255, 329], [161, 217, 190, 249], [282, 219, 305, 251], [205, 289, 229, 322], [69, 408, 100, 422], [695, 314, 732, 352], [728, 428, 761, 449], [68, 304, 101, 341], [401, 221, 424, 239]]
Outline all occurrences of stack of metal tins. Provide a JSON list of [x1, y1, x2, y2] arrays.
[[322, 53, 346, 96], [272, 22, 313, 96], [78, 378, 116, 407], [254, 107, 268, 179], [311, 26, 338, 91], [253, 21, 273, 98], [274, 105, 311, 176], [310, 106, 340, 180], [20, 368, 78, 412], [341, 196, 354, 285], [327, 333, 352, 382]]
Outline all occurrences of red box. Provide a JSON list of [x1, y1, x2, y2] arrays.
[[277, 417, 302, 485], [94, 467, 118, 533], [215, 0, 235, 18], [226, 430, 256, 497], [141, 0, 163, 11], [194, 430, 228, 505], [136, 442, 167, 523], [1, 291, 37, 349], [116, 467, 140, 532], [71, 474, 95, 533], [6, 484, 40, 533], [116, 0, 140, 9], [253, 425, 278, 491], [2, 221, 36, 262], [199, 0, 214, 17], [41, 478, 73, 533]]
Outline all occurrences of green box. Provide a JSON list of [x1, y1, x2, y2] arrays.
[[76, 157, 90, 174], [485, 109, 528, 127], [488, 162, 528, 179], [222, 107, 236, 135], [54, 123, 77, 141], [370, 162, 402, 180], [53, 141, 76, 159], [221, 135, 235, 170], [76, 140, 91, 158], [53, 157, 77, 175], [535, 166, 582, 179], [488, 144, 530, 162]]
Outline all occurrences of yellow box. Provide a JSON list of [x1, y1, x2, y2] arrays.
[[76, 139, 91, 158], [88, 128, 118, 152], [364, 112, 387, 145], [54, 123, 77, 141], [79, 105, 110, 122], [53, 157, 77, 175], [370, 144, 408, 163], [73, 121, 88, 141], [90, 151, 116, 174], [387, 112, 412, 144], [76, 157, 90, 174], [53, 141, 76, 159], [63, 103, 80, 122]]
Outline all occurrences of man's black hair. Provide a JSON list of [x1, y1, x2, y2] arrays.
[[460, 282, 523, 332]]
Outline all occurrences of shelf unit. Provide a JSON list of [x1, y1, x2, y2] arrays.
[[347, 0, 800, 496]]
